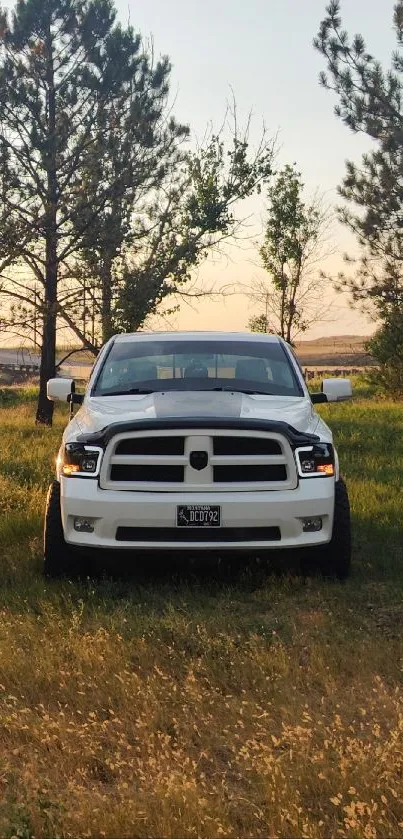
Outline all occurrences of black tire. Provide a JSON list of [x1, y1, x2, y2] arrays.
[[43, 481, 75, 577], [302, 478, 351, 580]]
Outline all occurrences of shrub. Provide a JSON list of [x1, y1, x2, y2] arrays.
[[366, 310, 403, 397]]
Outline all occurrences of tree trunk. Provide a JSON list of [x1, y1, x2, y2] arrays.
[[36, 28, 58, 425], [286, 261, 301, 346], [280, 266, 287, 339], [101, 252, 114, 343], [36, 226, 57, 424]]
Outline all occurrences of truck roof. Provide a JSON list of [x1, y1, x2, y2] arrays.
[[113, 331, 282, 344]]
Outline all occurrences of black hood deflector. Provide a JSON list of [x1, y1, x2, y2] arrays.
[[77, 417, 319, 449]]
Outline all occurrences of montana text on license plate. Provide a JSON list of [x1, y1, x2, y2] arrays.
[[177, 505, 221, 527]]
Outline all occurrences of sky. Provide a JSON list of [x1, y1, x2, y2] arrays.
[[110, 0, 396, 338], [0, 0, 396, 344]]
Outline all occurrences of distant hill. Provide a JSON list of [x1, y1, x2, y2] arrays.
[[294, 335, 374, 367]]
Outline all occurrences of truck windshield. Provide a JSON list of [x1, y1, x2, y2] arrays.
[[92, 339, 303, 397]]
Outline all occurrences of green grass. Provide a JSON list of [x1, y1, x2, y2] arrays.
[[0, 388, 402, 838]]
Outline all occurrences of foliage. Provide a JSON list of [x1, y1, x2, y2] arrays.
[[314, 1, 403, 318], [0, 0, 275, 423], [0, 0, 187, 422], [365, 308, 403, 396], [60, 32, 190, 347], [0, 391, 403, 835], [249, 313, 270, 334], [247, 164, 330, 343], [111, 132, 274, 336], [63, 126, 275, 344]]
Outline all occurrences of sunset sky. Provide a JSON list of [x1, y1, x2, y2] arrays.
[[1, 0, 396, 341], [113, 0, 395, 338]]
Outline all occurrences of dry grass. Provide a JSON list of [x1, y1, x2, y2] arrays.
[[0, 387, 402, 837], [295, 335, 373, 368]]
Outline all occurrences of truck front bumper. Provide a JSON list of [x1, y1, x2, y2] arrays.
[[60, 477, 335, 551]]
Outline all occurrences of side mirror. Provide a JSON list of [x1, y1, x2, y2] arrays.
[[68, 393, 84, 406], [47, 378, 75, 402], [311, 392, 328, 404], [321, 378, 352, 402]]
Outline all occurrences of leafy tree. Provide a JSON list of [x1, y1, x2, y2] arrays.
[[314, 1, 403, 318], [0, 0, 187, 424], [65, 128, 275, 346], [249, 313, 270, 334], [246, 165, 330, 344]]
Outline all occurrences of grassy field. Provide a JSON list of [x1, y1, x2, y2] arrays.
[[0, 386, 402, 838], [295, 336, 373, 368]]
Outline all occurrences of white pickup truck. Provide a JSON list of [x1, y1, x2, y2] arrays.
[[45, 332, 352, 578]]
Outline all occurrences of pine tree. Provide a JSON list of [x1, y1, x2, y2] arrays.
[[314, 1, 403, 318], [62, 41, 189, 347], [0, 0, 187, 423]]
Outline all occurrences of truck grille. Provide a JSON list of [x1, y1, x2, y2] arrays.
[[115, 437, 185, 456], [213, 437, 281, 456], [213, 465, 287, 483], [99, 429, 298, 492], [116, 526, 281, 543], [111, 464, 184, 482]]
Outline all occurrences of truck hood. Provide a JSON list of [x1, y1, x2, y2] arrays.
[[73, 391, 320, 437]]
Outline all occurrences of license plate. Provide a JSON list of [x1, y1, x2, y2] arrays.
[[177, 504, 221, 527]]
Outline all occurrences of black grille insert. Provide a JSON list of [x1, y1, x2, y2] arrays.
[[214, 465, 287, 483], [115, 437, 185, 456], [213, 437, 282, 456], [110, 465, 184, 482], [116, 526, 281, 543]]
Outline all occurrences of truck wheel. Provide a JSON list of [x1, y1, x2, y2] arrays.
[[43, 481, 75, 577], [303, 478, 351, 580]]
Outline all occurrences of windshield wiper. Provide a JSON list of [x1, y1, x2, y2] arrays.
[[209, 386, 274, 396], [99, 388, 155, 396]]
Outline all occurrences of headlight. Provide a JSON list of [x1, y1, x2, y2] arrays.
[[295, 443, 335, 477], [59, 443, 103, 477]]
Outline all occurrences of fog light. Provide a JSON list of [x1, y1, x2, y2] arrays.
[[301, 517, 323, 533], [74, 517, 95, 533]]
